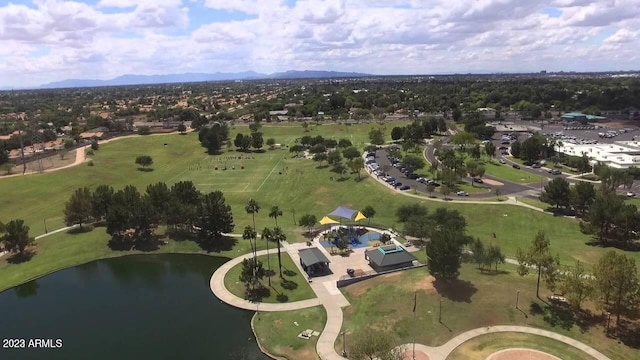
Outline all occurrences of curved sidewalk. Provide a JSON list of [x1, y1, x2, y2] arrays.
[[403, 325, 610, 360], [209, 249, 320, 311]]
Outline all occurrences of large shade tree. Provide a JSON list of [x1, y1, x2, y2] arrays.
[[516, 231, 560, 298]]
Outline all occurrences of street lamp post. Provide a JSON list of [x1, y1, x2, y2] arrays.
[[341, 331, 347, 357], [516, 290, 520, 309]]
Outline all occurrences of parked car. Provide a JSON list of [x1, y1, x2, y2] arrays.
[[456, 191, 469, 196], [472, 177, 483, 184], [627, 192, 636, 197], [384, 177, 396, 183], [427, 180, 441, 187], [394, 182, 403, 188], [532, 163, 542, 168], [399, 185, 410, 190], [406, 173, 419, 179], [512, 164, 521, 169], [550, 169, 562, 175], [499, 159, 506, 164]]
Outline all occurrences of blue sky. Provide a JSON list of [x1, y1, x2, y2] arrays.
[[0, 0, 638, 87]]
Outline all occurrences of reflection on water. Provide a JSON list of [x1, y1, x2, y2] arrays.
[[0, 254, 268, 360]]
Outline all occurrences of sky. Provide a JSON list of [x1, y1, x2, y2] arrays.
[[0, 0, 639, 87]]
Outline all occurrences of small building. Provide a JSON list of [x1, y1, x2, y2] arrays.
[[561, 112, 606, 122], [299, 248, 331, 277], [365, 244, 417, 272]]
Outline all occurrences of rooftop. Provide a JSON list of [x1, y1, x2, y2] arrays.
[[365, 245, 416, 267], [299, 248, 331, 267]]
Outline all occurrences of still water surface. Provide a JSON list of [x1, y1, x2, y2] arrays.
[[0, 254, 269, 360]]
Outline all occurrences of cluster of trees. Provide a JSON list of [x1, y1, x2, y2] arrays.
[[390, 118, 447, 151], [289, 134, 367, 179], [198, 123, 230, 154], [470, 238, 505, 272], [233, 122, 264, 152], [540, 165, 639, 247], [0, 219, 35, 260], [239, 199, 288, 298], [63, 181, 234, 248], [516, 231, 639, 326], [396, 205, 475, 278], [459, 112, 495, 140]]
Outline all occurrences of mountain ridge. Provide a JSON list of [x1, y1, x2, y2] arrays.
[[40, 70, 372, 89]]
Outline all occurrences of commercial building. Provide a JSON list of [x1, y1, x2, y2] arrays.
[[556, 141, 640, 169]]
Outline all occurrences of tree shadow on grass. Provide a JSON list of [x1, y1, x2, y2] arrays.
[[432, 278, 478, 303], [165, 229, 193, 242], [316, 165, 329, 169], [276, 294, 289, 303], [281, 279, 298, 290], [530, 301, 599, 333], [137, 167, 154, 172], [67, 226, 94, 234], [585, 240, 640, 252], [283, 268, 297, 277], [613, 320, 640, 349], [476, 269, 510, 276], [197, 236, 237, 253], [246, 287, 271, 302], [6, 250, 37, 264]]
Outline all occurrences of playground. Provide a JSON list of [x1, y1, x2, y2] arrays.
[[320, 227, 383, 249]]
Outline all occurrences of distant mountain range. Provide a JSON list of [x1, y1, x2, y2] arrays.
[[39, 70, 372, 89]]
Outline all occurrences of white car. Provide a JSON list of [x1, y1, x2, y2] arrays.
[[499, 159, 506, 164], [456, 191, 469, 197], [627, 192, 636, 197]]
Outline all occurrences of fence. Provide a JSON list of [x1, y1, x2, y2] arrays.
[[336, 261, 425, 288]]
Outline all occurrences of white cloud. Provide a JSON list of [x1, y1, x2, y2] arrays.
[[1, 0, 640, 87]]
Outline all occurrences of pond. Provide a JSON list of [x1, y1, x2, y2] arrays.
[[0, 254, 269, 360]]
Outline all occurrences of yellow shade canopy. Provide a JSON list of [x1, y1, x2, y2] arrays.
[[319, 216, 339, 225], [354, 211, 367, 222]]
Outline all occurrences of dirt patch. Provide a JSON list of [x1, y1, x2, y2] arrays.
[[402, 350, 429, 360], [314, 186, 331, 194], [407, 275, 436, 292], [273, 319, 283, 329], [482, 178, 504, 186], [487, 348, 561, 360]]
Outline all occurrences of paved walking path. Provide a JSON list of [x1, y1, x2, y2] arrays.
[[401, 325, 610, 360]]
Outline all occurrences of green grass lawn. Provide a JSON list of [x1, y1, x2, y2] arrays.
[[446, 332, 596, 360], [337, 263, 638, 360], [517, 196, 551, 210], [253, 306, 326, 360], [224, 252, 316, 303], [485, 160, 547, 184], [1, 124, 639, 292]]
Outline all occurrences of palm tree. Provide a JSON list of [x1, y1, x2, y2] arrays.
[[261, 227, 273, 286], [268, 206, 282, 227], [272, 226, 286, 277], [266, 206, 282, 281], [245, 199, 260, 259], [242, 225, 258, 289]]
